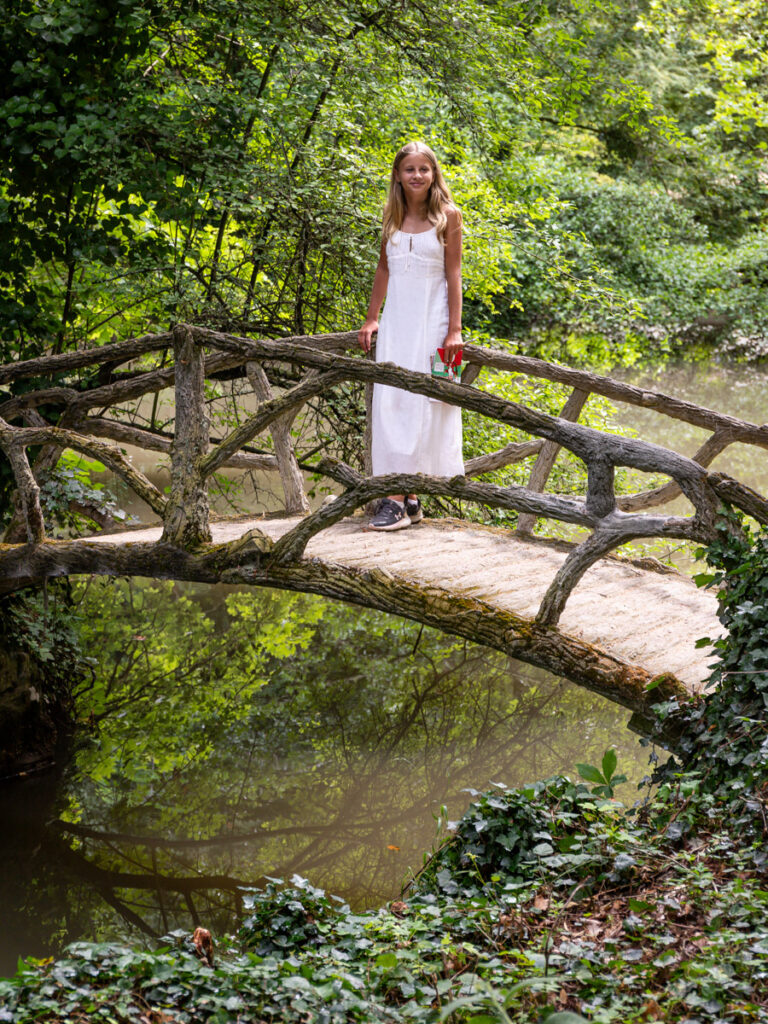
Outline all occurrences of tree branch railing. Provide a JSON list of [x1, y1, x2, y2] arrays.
[[2, 323, 767, 630]]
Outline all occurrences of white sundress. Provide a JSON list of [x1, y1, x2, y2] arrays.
[[371, 226, 464, 478]]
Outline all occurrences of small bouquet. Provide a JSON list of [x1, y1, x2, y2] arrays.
[[430, 347, 463, 382]]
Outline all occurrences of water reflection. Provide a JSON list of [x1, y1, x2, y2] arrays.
[[0, 580, 655, 972]]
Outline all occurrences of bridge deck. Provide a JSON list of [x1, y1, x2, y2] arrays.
[[89, 515, 722, 694]]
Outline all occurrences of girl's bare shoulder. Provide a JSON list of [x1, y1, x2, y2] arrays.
[[443, 205, 463, 232]]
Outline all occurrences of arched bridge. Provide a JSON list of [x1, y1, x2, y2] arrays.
[[2, 325, 767, 728]]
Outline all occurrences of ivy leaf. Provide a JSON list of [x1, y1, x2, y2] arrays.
[[576, 763, 605, 785]]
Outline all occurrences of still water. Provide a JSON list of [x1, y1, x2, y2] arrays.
[[3, 359, 765, 974], [0, 581, 657, 974]]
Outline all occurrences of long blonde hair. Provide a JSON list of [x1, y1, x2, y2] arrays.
[[382, 141, 462, 244]]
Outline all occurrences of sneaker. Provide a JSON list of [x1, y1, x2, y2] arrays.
[[368, 498, 411, 531], [405, 496, 423, 523]]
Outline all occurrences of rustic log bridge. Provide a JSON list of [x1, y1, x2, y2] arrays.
[[2, 323, 766, 728]]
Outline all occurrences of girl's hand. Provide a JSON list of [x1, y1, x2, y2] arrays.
[[442, 329, 463, 366], [358, 318, 378, 353]]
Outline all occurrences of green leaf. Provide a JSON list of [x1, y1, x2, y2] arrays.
[[601, 748, 617, 782], [576, 763, 605, 785], [629, 898, 654, 913], [692, 572, 716, 587]]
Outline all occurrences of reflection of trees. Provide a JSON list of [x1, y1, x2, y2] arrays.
[[9, 581, 650, 954], [41, 830, 250, 938]]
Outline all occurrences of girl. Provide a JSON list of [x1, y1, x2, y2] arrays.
[[358, 141, 464, 531]]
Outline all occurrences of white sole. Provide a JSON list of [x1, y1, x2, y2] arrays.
[[366, 517, 412, 532]]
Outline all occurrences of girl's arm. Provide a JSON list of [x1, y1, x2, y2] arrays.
[[442, 208, 463, 364], [358, 237, 389, 352]]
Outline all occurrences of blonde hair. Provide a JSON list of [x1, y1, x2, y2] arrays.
[[382, 141, 462, 244]]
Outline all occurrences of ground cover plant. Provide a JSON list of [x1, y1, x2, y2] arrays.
[[2, 512, 768, 1021]]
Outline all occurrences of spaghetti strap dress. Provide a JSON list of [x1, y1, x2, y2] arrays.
[[371, 226, 464, 478]]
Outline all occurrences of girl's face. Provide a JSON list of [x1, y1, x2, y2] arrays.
[[396, 155, 435, 201]]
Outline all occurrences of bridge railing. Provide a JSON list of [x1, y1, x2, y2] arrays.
[[2, 323, 767, 626]]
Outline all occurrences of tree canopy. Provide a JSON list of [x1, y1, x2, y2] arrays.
[[1, 0, 766, 360]]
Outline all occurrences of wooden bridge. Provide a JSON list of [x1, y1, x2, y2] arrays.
[[2, 324, 767, 728]]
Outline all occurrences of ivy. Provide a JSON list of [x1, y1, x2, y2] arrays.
[[6, 518, 768, 1020], [649, 511, 768, 852]]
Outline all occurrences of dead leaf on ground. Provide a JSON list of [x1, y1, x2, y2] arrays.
[[605, 915, 623, 939], [641, 998, 664, 1020], [192, 926, 214, 967]]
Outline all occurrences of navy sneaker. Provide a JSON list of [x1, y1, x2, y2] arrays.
[[369, 498, 411, 531], [405, 497, 423, 523]]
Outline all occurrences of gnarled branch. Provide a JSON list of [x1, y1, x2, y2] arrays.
[[246, 361, 310, 514], [0, 418, 45, 544], [0, 331, 172, 385], [199, 368, 344, 478], [0, 424, 167, 516]]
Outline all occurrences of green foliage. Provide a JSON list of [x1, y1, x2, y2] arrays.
[[1, 0, 765, 363], [1, 584, 91, 692], [649, 512, 768, 850], [576, 748, 627, 799], [36, 451, 135, 536], [417, 777, 609, 899], [239, 876, 346, 955], [0, 0, 171, 353]]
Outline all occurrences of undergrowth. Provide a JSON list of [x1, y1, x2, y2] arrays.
[[2, 512, 768, 1023]]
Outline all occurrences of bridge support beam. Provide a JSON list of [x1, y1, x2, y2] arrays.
[[161, 325, 211, 548]]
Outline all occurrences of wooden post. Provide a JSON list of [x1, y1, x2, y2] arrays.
[[246, 361, 310, 516], [364, 339, 375, 477], [161, 324, 211, 547], [1, 409, 63, 543], [0, 419, 45, 544], [364, 339, 376, 514], [516, 387, 590, 536], [585, 458, 617, 519]]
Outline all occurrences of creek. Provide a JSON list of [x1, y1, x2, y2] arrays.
[[1, 359, 766, 975]]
